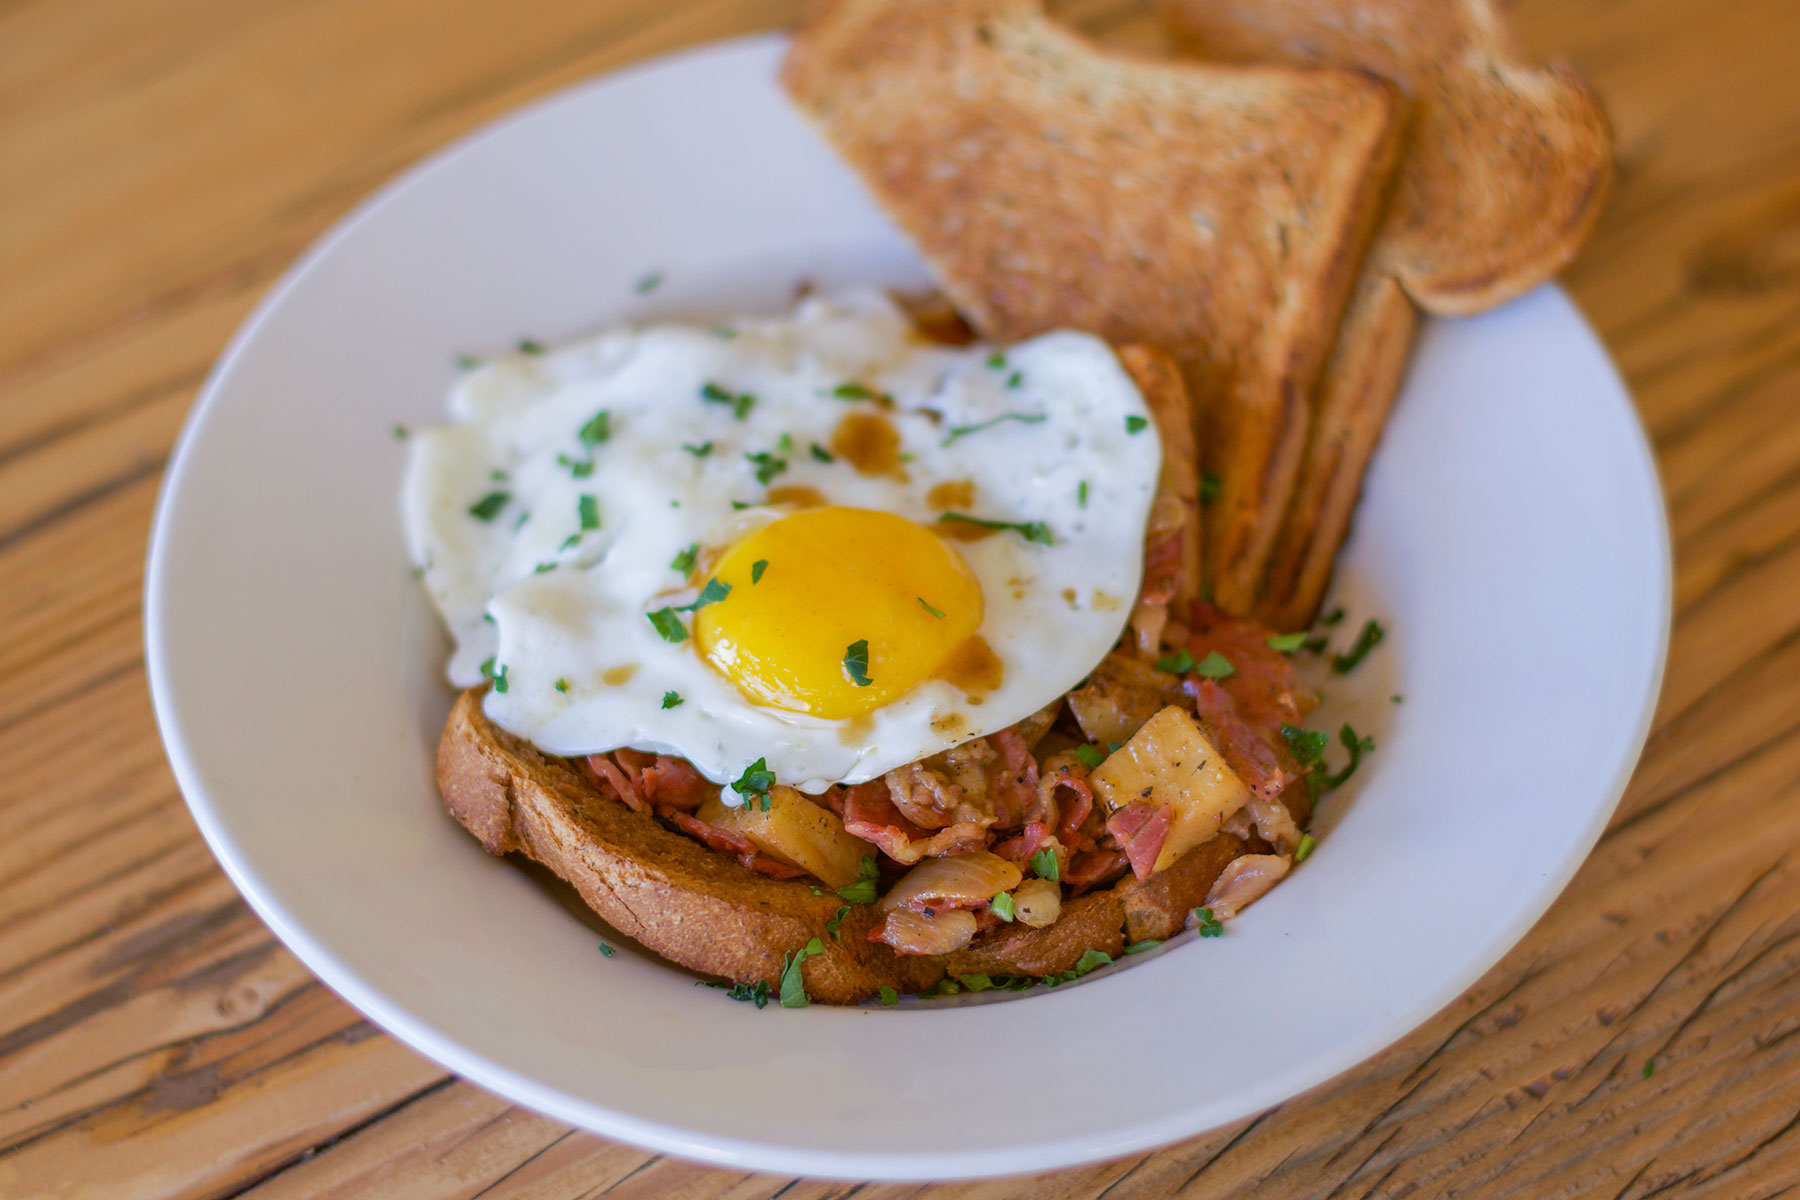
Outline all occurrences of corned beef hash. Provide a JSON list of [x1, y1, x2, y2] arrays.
[[405, 291, 1378, 1006]]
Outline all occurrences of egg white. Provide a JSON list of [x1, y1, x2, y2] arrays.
[[404, 290, 1161, 793]]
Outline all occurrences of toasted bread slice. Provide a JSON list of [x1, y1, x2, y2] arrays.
[[1166, 0, 1613, 623], [1255, 273, 1417, 630], [782, 0, 1405, 616], [1163, 0, 1614, 317], [439, 689, 1274, 1003]]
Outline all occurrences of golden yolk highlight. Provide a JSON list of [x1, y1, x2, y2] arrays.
[[694, 507, 984, 719]]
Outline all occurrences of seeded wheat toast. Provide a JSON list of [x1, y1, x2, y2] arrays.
[[438, 688, 1266, 1002], [782, 0, 1405, 617]]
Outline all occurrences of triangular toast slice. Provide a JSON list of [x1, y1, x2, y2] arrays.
[[1165, 0, 1614, 315], [783, 0, 1406, 616], [1165, 0, 1613, 624]]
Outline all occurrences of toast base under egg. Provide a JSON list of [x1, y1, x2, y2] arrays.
[[437, 688, 1259, 1004]]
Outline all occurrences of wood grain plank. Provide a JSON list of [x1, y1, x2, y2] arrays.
[[3, 0, 1800, 1195]]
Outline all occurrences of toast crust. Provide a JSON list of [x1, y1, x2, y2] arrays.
[[1163, 0, 1614, 316], [783, 0, 1405, 616], [438, 689, 1265, 1003], [1255, 273, 1418, 630]]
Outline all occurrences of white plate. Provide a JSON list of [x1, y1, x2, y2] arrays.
[[145, 34, 1669, 1181]]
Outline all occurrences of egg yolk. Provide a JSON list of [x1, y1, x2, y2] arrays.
[[693, 507, 984, 719]]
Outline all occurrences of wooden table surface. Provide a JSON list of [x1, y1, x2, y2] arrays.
[[5, 0, 1800, 1196]]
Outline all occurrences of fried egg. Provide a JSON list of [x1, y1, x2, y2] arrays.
[[404, 290, 1160, 795]]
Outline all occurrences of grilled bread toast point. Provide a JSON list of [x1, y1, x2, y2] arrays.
[[782, 0, 1406, 617], [1255, 273, 1417, 631], [1162, 0, 1614, 316], [438, 689, 1266, 1003]]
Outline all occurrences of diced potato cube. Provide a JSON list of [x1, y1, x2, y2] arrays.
[[1088, 705, 1251, 874], [696, 786, 868, 888], [1066, 654, 1183, 746]]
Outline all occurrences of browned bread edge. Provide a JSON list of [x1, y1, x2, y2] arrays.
[[437, 689, 1256, 1003]]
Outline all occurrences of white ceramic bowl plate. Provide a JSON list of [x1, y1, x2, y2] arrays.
[[146, 36, 1668, 1180]]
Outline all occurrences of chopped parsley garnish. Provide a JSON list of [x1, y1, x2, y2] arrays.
[[1280, 723, 1330, 766], [751, 559, 769, 584], [661, 690, 682, 709], [832, 381, 878, 401], [1331, 619, 1386, 674], [1195, 651, 1237, 680], [937, 512, 1054, 545], [675, 578, 731, 612], [1267, 631, 1309, 653], [1073, 949, 1111, 975], [700, 381, 755, 419], [682, 441, 713, 457], [1294, 833, 1317, 863], [646, 607, 687, 643], [1321, 606, 1346, 626], [776, 432, 794, 454], [558, 534, 580, 551], [533, 561, 556, 574], [1643, 1060, 1655, 1079], [1030, 848, 1060, 882], [1321, 725, 1374, 790], [918, 597, 946, 619], [986, 352, 1007, 369], [826, 906, 851, 940], [557, 453, 594, 478], [1391, 693, 1405, 704], [1199, 471, 1222, 506], [732, 757, 776, 810], [809, 442, 835, 463], [746, 450, 788, 486], [554, 678, 570, 693], [490, 468, 509, 482], [1124, 939, 1164, 955], [514, 510, 530, 530], [578, 410, 611, 446], [1073, 744, 1106, 770], [880, 986, 900, 1007], [670, 542, 700, 574], [780, 937, 826, 1008], [455, 353, 480, 370], [712, 979, 770, 1008], [634, 269, 663, 294], [577, 493, 600, 531], [1282, 722, 1373, 794], [491, 664, 509, 693], [989, 892, 1016, 922], [1192, 906, 1224, 938], [960, 973, 996, 992], [1078, 480, 1089, 508], [392, 424, 409, 440], [940, 412, 1047, 447], [1006, 371, 1023, 389], [1156, 648, 1196, 674], [598, 941, 615, 957], [713, 326, 737, 340], [843, 639, 873, 687], [837, 856, 879, 904], [479, 656, 496, 679], [730, 500, 751, 510], [517, 338, 545, 355], [467, 491, 510, 521], [1125, 415, 1149, 434]]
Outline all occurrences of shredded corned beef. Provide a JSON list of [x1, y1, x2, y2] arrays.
[[1105, 801, 1174, 880], [660, 808, 808, 880], [1064, 849, 1130, 892], [581, 754, 645, 813], [842, 780, 989, 864], [1186, 677, 1291, 799]]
